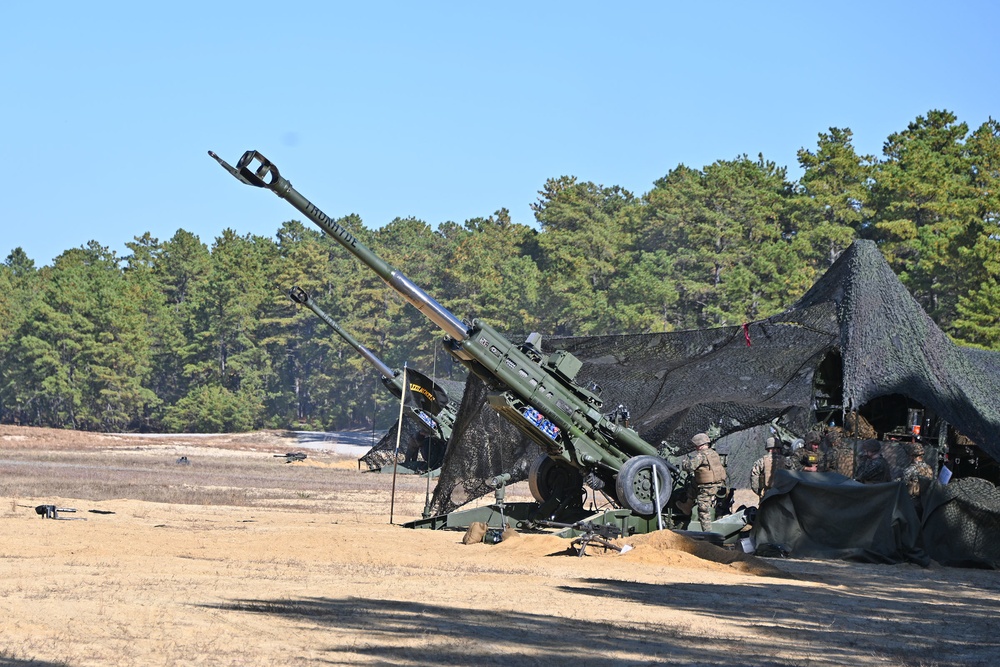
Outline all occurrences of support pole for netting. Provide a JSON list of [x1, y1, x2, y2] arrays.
[[389, 366, 408, 525], [422, 354, 436, 518]]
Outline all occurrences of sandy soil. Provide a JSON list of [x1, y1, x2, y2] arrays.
[[1, 425, 998, 667]]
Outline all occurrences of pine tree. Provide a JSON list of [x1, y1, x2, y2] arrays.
[[443, 209, 543, 334], [164, 231, 277, 431], [870, 110, 979, 327], [643, 156, 802, 328], [532, 176, 636, 334], [952, 118, 1000, 347], [794, 127, 873, 267], [4, 243, 155, 429]]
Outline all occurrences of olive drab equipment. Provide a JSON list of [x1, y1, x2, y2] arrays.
[[211, 150, 682, 519]]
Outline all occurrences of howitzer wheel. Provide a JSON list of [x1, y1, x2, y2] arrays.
[[615, 455, 674, 517], [528, 454, 583, 504]]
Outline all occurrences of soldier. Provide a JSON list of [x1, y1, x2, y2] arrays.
[[681, 432, 728, 531], [797, 431, 827, 472], [786, 440, 804, 472], [854, 439, 891, 484], [825, 430, 855, 477], [750, 437, 788, 499], [898, 442, 934, 513]]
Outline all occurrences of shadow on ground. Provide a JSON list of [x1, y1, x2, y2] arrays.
[[204, 571, 1000, 666], [0, 658, 70, 667]]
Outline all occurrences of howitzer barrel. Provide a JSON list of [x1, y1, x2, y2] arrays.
[[210, 150, 469, 342], [288, 286, 395, 379]]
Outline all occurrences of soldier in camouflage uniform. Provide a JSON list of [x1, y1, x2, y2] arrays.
[[825, 430, 856, 477], [854, 439, 891, 484], [898, 442, 934, 514], [786, 441, 804, 472], [750, 437, 788, 499], [797, 431, 828, 472], [682, 432, 728, 531]]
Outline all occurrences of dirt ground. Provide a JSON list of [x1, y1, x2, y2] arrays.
[[1, 425, 998, 667]]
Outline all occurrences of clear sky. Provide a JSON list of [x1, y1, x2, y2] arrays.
[[2, 1, 998, 267]]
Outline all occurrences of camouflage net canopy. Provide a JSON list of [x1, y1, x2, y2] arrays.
[[432, 374, 543, 512], [429, 240, 1000, 522]]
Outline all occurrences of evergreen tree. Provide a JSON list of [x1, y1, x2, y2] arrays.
[[443, 209, 543, 334], [604, 248, 679, 332], [0, 248, 38, 349], [4, 243, 155, 429], [532, 176, 636, 334], [122, 232, 170, 429], [794, 127, 873, 268], [953, 118, 1000, 348], [643, 156, 803, 328], [265, 220, 364, 429], [163, 230, 277, 431], [371, 216, 453, 370], [639, 165, 708, 329], [870, 110, 979, 326], [148, 230, 212, 417]]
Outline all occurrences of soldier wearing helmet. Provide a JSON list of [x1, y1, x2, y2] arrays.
[[897, 441, 934, 513], [796, 430, 828, 472], [681, 432, 728, 531], [750, 436, 790, 499], [854, 439, 891, 484], [824, 429, 855, 477]]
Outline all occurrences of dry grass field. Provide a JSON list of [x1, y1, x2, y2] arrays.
[[1, 424, 998, 667]]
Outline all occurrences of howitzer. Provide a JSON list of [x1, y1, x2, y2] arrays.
[[288, 285, 457, 447], [210, 150, 677, 517]]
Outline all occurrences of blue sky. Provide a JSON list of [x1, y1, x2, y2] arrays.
[[2, 1, 998, 267]]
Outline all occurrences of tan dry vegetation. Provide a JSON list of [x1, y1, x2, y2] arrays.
[[1, 424, 999, 667]]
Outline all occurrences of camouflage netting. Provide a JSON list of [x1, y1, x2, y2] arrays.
[[429, 241, 1000, 543], [922, 477, 1000, 568], [432, 374, 543, 510], [359, 377, 467, 471], [359, 418, 428, 471]]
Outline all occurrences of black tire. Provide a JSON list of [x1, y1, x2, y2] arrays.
[[615, 455, 674, 516], [528, 454, 583, 503], [420, 437, 447, 470]]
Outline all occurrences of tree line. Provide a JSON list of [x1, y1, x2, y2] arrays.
[[1, 109, 998, 433]]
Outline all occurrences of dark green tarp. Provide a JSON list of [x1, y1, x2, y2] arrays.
[[751, 470, 929, 565], [751, 470, 1000, 568]]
